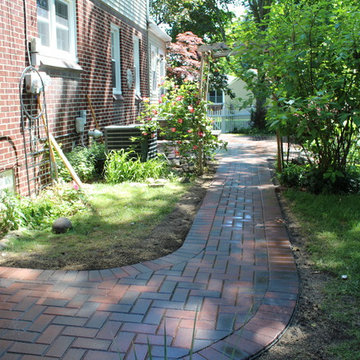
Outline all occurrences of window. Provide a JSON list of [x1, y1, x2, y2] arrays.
[[208, 90, 224, 104], [55, 0, 70, 51], [37, 0, 76, 60], [150, 46, 158, 92], [159, 54, 166, 81], [150, 46, 166, 97], [133, 36, 141, 96], [37, 0, 50, 47], [111, 25, 122, 95], [159, 53, 166, 96]]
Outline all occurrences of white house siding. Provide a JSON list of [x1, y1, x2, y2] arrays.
[[100, 0, 148, 29], [225, 77, 254, 112]]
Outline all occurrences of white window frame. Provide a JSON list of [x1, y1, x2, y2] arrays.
[[111, 25, 122, 95], [159, 52, 166, 96], [36, 0, 77, 62], [159, 49, 166, 85], [150, 45, 158, 93], [133, 35, 141, 96], [208, 90, 224, 104]]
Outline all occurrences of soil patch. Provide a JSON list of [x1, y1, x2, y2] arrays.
[[257, 189, 345, 360], [144, 172, 214, 258], [0, 172, 215, 271]]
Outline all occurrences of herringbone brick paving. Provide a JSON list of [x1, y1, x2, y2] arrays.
[[0, 135, 298, 359]]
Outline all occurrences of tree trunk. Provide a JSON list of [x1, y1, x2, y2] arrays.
[[251, 95, 267, 130]]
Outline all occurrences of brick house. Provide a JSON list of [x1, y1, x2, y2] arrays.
[[0, 0, 151, 195]]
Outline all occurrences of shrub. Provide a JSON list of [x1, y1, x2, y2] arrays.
[[0, 191, 24, 235], [0, 184, 88, 235], [139, 80, 227, 175], [57, 142, 106, 183], [279, 163, 360, 194], [104, 150, 171, 184], [278, 163, 307, 188], [89, 142, 107, 176], [20, 183, 88, 230], [302, 167, 360, 195]]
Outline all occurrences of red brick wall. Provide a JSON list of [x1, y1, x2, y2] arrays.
[[0, 0, 36, 195], [0, 0, 149, 195]]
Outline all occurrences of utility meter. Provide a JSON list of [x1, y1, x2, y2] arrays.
[[24, 71, 51, 94]]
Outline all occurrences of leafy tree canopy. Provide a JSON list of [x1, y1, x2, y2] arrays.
[[228, 0, 274, 129], [231, 0, 360, 190], [166, 32, 234, 98], [242, 0, 272, 26], [150, 0, 239, 42], [166, 32, 203, 83], [150, 1, 239, 102]]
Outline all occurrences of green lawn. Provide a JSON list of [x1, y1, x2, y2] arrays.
[[285, 189, 360, 358], [1, 182, 190, 270]]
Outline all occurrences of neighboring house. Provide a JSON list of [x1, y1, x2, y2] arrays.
[[207, 76, 254, 132], [225, 76, 254, 113], [207, 89, 225, 112], [148, 22, 171, 104], [207, 75, 253, 114], [0, 0, 150, 195]]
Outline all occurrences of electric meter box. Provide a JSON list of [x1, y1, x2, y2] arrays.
[[24, 71, 51, 94]]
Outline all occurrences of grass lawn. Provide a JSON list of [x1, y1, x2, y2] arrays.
[[1, 181, 191, 270], [284, 189, 360, 359]]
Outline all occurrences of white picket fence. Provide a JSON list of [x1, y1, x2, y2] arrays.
[[207, 108, 251, 133]]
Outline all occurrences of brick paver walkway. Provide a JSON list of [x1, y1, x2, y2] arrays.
[[0, 135, 298, 359]]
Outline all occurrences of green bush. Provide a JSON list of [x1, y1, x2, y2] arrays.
[[88, 142, 107, 176], [139, 80, 227, 175], [0, 191, 24, 234], [20, 184, 88, 230], [104, 149, 171, 184], [302, 167, 360, 195], [57, 142, 106, 183], [0, 184, 88, 235], [232, 126, 274, 135], [279, 163, 360, 194], [278, 163, 307, 188]]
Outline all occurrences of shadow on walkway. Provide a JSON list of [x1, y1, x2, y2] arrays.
[[0, 135, 298, 360]]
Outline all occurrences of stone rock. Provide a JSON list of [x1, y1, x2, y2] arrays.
[[52, 217, 72, 234]]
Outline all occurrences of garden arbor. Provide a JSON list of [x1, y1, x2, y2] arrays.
[[138, 40, 232, 176], [198, 42, 233, 100]]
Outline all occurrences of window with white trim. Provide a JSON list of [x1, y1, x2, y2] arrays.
[[159, 54, 166, 81], [159, 53, 166, 96], [208, 90, 224, 104], [37, 0, 77, 60], [150, 46, 158, 93], [133, 35, 141, 96], [111, 25, 122, 95]]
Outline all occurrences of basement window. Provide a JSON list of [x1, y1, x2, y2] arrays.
[[37, 0, 77, 62]]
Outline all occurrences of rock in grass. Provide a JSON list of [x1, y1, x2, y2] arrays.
[[52, 217, 72, 234]]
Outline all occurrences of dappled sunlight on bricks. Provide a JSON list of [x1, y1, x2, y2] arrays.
[[0, 136, 298, 359]]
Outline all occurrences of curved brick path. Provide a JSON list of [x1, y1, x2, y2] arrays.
[[0, 135, 298, 359]]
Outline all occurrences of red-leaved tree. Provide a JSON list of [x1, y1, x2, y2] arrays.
[[166, 32, 203, 83]]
